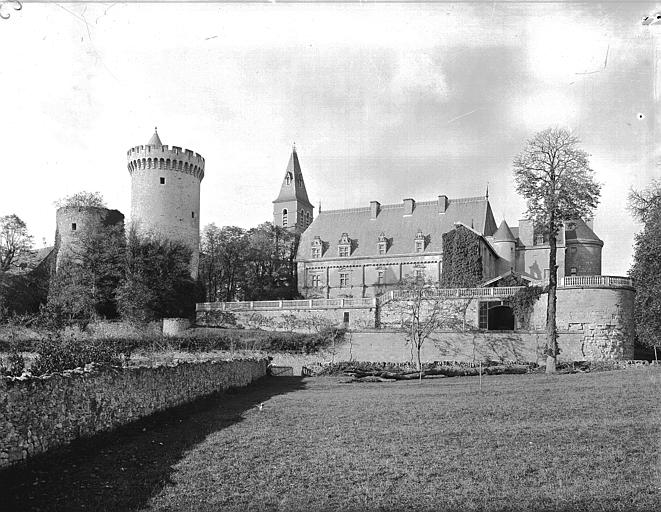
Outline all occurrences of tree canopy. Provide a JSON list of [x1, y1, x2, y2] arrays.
[[628, 180, 661, 349], [54, 191, 107, 209], [0, 214, 33, 272]]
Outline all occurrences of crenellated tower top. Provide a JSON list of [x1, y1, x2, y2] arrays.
[[127, 128, 205, 181]]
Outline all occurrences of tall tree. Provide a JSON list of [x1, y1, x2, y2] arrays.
[[117, 229, 199, 322], [628, 179, 661, 351], [200, 224, 247, 302], [513, 128, 601, 373], [0, 214, 33, 272]]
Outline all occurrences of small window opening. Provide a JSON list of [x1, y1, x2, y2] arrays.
[[192, 211, 195, 219], [71, 223, 77, 231], [160, 177, 166, 185]]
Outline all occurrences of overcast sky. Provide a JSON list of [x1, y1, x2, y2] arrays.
[[1, 2, 658, 276]]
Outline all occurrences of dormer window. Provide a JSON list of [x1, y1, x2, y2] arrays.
[[377, 232, 387, 255], [311, 236, 322, 258], [415, 230, 425, 253], [285, 172, 292, 185], [338, 232, 351, 257]]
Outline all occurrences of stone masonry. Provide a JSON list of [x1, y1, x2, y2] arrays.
[[0, 358, 267, 468]]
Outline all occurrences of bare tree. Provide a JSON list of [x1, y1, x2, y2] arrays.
[[513, 128, 601, 373], [389, 276, 463, 379], [0, 214, 33, 272]]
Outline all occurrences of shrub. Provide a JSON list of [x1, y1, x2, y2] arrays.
[[30, 335, 126, 376], [0, 350, 26, 377]]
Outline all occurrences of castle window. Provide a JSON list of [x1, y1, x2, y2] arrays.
[[311, 274, 320, 288], [311, 236, 322, 258], [160, 177, 166, 185], [192, 211, 195, 219], [415, 230, 425, 253], [570, 246, 577, 254], [377, 232, 387, 255], [339, 272, 349, 288], [338, 232, 351, 257], [570, 267, 577, 275], [414, 268, 424, 282], [71, 223, 77, 231], [536, 234, 544, 245], [377, 270, 385, 284], [282, 209, 288, 227]]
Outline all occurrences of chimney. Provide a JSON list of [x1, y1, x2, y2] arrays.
[[403, 198, 415, 216], [370, 201, 380, 220], [438, 195, 448, 213], [518, 219, 533, 247]]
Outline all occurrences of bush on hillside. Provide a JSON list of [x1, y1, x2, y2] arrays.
[[30, 336, 126, 376]]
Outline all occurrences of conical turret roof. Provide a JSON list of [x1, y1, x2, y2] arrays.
[[273, 146, 313, 208], [148, 128, 162, 147], [493, 220, 516, 241]]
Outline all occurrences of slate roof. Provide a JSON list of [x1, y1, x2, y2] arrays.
[[298, 196, 497, 260], [273, 147, 313, 208], [493, 220, 516, 242], [565, 218, 603, 245], [147, 128, 163, 147]]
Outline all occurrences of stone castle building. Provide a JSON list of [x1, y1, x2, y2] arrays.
[[126, 129, 205, 277], [283, 152, 603, 299]]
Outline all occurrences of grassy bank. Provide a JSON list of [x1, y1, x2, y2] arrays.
[[3, 368, 660, 511]]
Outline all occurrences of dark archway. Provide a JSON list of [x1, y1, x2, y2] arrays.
[[488, 305, 514, 330]]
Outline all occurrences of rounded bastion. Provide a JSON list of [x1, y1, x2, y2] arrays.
[[55, 206, 125, 271], [127, 130, 205, 277]]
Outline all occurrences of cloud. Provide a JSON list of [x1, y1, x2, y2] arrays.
[[390, 50, 448, 99]]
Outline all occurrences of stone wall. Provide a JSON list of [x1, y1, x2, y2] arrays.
[[0, 358, 267, 468], [530, 287, 635, 360], [197, 307, 377, 331]]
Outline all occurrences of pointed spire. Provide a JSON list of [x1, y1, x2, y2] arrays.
[[292, 142, 297, 154], [148, 126, 162, 147], [494, 220, 516, 242], [273, 145, 313, 207], [485, 182, 489, 200]]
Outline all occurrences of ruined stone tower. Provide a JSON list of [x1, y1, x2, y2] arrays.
[[126, 128, 205, 277], [55, 206, 125, 272], [273, 144, 314, 233]]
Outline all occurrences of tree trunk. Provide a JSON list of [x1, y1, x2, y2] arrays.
[[546, 223, 558, 374]]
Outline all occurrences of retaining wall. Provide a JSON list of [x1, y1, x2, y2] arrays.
[[0, 358, 267, 468]]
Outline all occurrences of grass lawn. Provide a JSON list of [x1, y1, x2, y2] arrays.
[[2, 368, 661, 511]]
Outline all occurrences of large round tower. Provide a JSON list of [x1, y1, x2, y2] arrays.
[[126, 129, 205, 277]]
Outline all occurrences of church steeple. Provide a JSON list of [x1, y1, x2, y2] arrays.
[[273, 144, 314, 233]]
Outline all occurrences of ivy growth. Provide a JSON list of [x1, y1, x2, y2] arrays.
[[441, 226, 483, 288], [509, 285, 544, 329]]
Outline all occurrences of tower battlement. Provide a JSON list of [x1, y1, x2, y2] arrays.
[[127, 129, 204, 278], [127, 144, 205, 181]]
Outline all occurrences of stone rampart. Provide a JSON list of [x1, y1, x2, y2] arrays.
[[0, 358, 267, 468]]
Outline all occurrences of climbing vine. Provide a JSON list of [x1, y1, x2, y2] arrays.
[[509, 285, 544, 329], [441, 226, 483, 288]]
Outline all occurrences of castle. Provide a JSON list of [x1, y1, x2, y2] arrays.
[[272, 146, 604, 299]]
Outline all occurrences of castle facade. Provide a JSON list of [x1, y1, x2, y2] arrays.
[[276, 148, 603, 298]]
